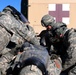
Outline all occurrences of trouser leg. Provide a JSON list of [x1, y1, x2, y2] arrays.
[[0, 52, 14, 75]]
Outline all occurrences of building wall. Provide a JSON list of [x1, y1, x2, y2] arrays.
[[28, 0, 76, 34]]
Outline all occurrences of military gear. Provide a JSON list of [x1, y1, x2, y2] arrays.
[[3, 5, 29, 24], [0, 5, 40, 45], [7, 42, 62, 75], [41, 14, 55, 27], [0, 5, 40, 75], [62, 28, 76, 70], [68, 65, 76, 75], [38, 29, 61, 53], [48, 55, 62, 75], [52, 28, 76, 75], [7, 43, 49, 75], [19, 65, 42, 75], [0, 52, 14, 75], [53, 22, 67, 37], [0, 26, 11, 54], [39, 21, 76, 75]]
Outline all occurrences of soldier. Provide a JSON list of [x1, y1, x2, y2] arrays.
[[52, 22, 76, 75], [39, 14, 76, 75], [38, 14, 56, 53], [0, 5, 40, 75]]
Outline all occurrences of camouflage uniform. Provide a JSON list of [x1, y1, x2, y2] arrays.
[[39, 21, 76, 75], [38, 29, 57, 53], [62, 28, 76, 75], [0, 26, 11, 54], [41, 14, 55, 27], [38, 14, 56, 53], [0, 5, 40, 75], [53, 22, 76, 75], [19, 65, 43, 75]]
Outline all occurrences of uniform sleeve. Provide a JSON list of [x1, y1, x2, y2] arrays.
[[63, 28, 76, 70], [0, 27, 11, 54]]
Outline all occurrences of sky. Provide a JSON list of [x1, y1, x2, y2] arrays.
[[0, 0, 21, 12]]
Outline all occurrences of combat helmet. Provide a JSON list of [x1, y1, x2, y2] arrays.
[[53, 22, 67, 37], [41, 14, 55, 27]]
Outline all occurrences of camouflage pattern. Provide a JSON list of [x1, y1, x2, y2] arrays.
[[8, 42, 62, 75], [19, 65, 42, 75], [0, 51, 14, 75], [18, 59, 62, 75], [53, 22, 67, 38], [53, 26, 76, 75], [68, 66, 76, 75], [0, 26, 11, 54], [48, 56, 62, 75], [39, 21, 76, 75], [62, 28, 76, 75], [0, 6, 40, 45], [0, 6, 40, 75], [41, 14, 55, 27]]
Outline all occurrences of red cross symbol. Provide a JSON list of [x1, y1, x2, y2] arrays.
[[49, 4, 69, 22]]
